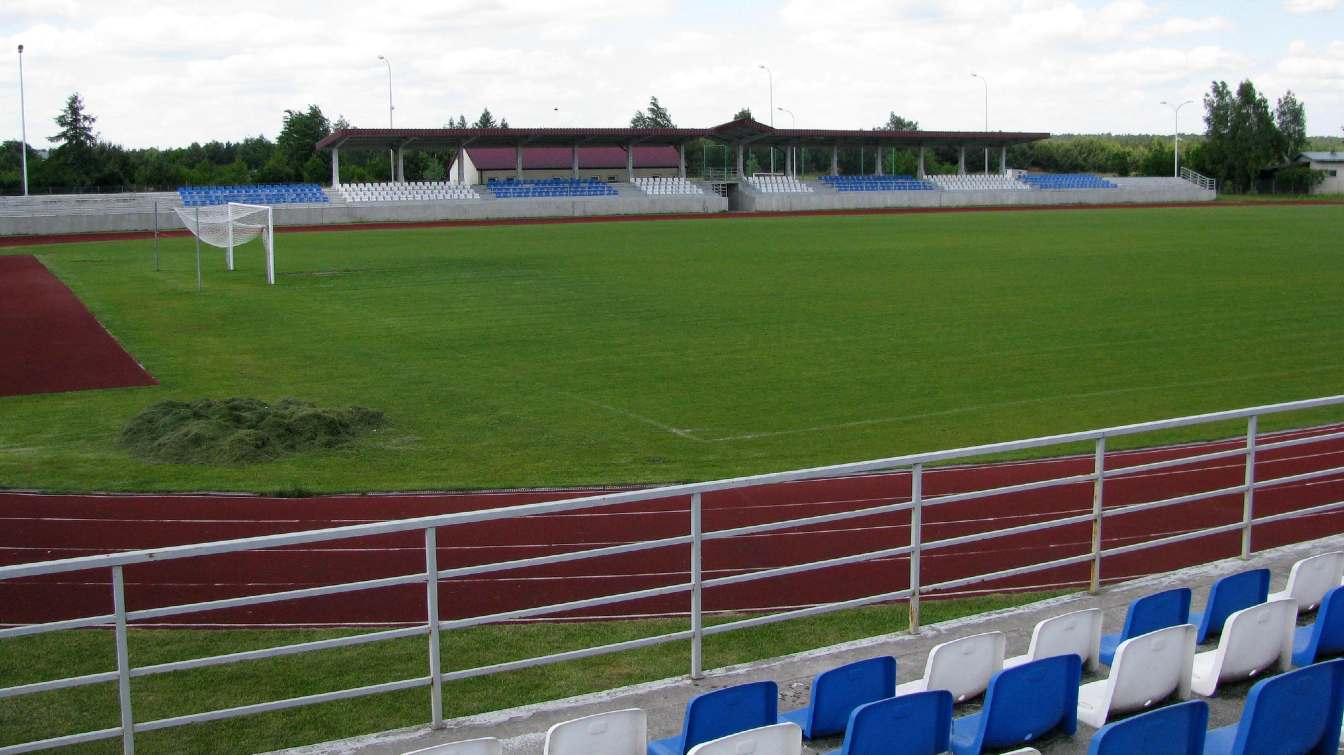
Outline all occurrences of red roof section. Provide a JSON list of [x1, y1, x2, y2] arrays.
[[468, 146, 679, 171]]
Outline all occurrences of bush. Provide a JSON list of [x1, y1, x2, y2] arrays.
[[120, 398, 384, 465]]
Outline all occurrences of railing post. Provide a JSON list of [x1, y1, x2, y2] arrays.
[[424, 528, 444, 729], [908, 464, 923, 634], [1242, 416, 1258, 559], [690, 493, 704, 680], [1089, 437, 1106, 595], [112, 566, 135, 754]]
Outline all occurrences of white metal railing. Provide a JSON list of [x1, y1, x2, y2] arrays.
[[1181, 167, 1217, 192], [3, 396, 1344, 753]]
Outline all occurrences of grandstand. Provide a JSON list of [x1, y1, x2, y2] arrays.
[[178, 183, 329, 206], [340, 182, 480, 202], [632, 176, 705, 196], [484, 177, 618, 198], [1019, 174, 1119, 190], [745, 174, 814, 193], [929, 174, 1030, 191], [820, 174, 937, 191]]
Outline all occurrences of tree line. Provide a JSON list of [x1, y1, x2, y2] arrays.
[[2, 85, 1336, 196]]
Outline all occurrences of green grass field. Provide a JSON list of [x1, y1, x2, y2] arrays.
[[0, 591, 1058, 754], [3, 205, 1343, 493]]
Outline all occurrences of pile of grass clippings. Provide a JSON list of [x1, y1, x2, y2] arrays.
[[120, 398, 384, 465]]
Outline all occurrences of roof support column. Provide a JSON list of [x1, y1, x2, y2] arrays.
[[626, 143, 634, 182], [958, 146, 966, 176], [830, 145, 838, 176], [396, 145, 405, 182], [785, 145, 792, 177], [917, 146, 925, 178], [678, 144, 686, 179], [736, 144, 744, 177], [515, 145, 523, 181], [331, 147, 340, 188], [457, 143, 465, 183], [571, 144, 579, 180], [875, 145, 883, 176], [1000, 145, 1007, 176]]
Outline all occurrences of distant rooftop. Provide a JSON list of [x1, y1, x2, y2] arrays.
[[1299, 151, 1344, 163]]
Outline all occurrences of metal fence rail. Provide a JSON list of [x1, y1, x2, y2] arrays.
[[2, 395, 1344, 754]]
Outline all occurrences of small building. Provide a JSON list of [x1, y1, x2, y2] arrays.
[[450, 146, 680, 184], [1295, 152, 1344, 194]]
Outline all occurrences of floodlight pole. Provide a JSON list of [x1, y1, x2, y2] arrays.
[[1161, 99, 1193, 177], [971, 73, 988, 174], [378, 55, 394, 180], [759, 64, 774, 173], [17, 44, 29, 196]]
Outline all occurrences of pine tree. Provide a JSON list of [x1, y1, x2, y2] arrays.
[[50, 93, 98, 148]]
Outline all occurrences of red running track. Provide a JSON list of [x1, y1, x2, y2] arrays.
[[2, 426, 1342, 628], [0, 255, 157, 397]]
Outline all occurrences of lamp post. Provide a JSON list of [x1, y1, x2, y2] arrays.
[[971, 73, 988, 174], [758, 64, 774, 173], [1161, 99, 1193, 178], [778, 107, 796, 177], [377, 55, 394, 180], [17, 44, 28, 196]]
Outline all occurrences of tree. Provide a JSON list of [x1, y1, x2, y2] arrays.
[[1276, 90, 1307, 160], [473, 108, 499, 128], [733, 107, 753, 121], [1201, 79, 1287, 193], [877, 112, 919, 131], [630, 96, 676, 128], [269, 105, 330, 182], [49, 93, 98, 149]]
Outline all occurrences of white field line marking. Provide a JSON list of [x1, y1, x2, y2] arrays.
[[559, 392, 706, 442], [706, 366, 1344, 442]]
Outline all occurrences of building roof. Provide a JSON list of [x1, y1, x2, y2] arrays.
[[1299, 151, 1344, 163], [317, 119, 1049, 152], [466, 146, 679, 171]]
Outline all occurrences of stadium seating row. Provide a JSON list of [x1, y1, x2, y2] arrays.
[[339, 182, 480, 202], [406, 551, 1344, 755], [631, 177, 705, 196], [746, 175, 814, 193], [178, 183, 329, 207], [1017, 174, 1119, 190], [929, 175, 1031, 191], [819, 175, 937, 192], [485, 177, 619, 199]]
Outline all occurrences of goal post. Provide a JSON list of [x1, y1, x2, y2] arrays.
[[172, 202, 276, 285]]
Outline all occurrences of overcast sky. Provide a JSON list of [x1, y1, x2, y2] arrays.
[[3, 0, 1342, 149]]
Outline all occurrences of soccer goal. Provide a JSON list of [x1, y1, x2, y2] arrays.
[[173, 203, 276, 285]]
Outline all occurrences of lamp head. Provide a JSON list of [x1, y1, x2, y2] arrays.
[[17, 44, 23, 54]]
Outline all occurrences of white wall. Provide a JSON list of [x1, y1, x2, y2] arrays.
[[1309, 159, 1344, 194]]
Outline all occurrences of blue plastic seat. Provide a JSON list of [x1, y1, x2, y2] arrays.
[[1292, 585, 1344, 666], [948, 654, 1081, 755], [1087, 700, 1208, 755], [1202, 659, 1344, 754], [779, 657, 895, 739], [647, 681, 778, 755], [1100, 588, 1191, 666], [824, 690, 952, 755], [1191, 569, 1269, 644]]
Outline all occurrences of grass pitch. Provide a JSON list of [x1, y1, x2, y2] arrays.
[[2, 205, 1342, 493]]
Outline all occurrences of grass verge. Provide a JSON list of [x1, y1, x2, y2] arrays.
[[0, 591, 1062, 754]]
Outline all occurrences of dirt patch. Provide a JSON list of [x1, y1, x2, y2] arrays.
[[120, 397, 384, 465]]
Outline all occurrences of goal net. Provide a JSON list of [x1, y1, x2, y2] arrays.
[[173, 203, 276, 285]]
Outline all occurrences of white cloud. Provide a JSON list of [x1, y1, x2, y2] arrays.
[[1282, 0, 1338, 13]]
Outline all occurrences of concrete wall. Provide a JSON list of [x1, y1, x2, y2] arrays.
[[1308, 160, 1344, 194], [734, 176, 1215, 212], [0, 188, 728, 237]]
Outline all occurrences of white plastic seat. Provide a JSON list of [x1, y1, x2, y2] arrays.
[[896, 631, 1005, 703], [403, 737, 500, 755], [1190, 598, 1295, 697], [544, 708, 645, 755], [1004, 607, 1103, 673], [1269, 552, 1344, 612], [684, 723, 801, 755], [1076, 624, 1196, 728]]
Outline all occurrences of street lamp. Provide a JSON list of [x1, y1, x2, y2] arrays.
[[758, 64, 774, 173], [17, 44, 28, 196], [778, 107, 796, 177], [971, 73, 989, 174], [377, 55, 394, 180], [1161, 99, 1193, 178]]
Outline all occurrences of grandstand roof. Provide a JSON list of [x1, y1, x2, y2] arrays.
[[317, 119, 1048, 152], [467, 145, 679, 170]]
